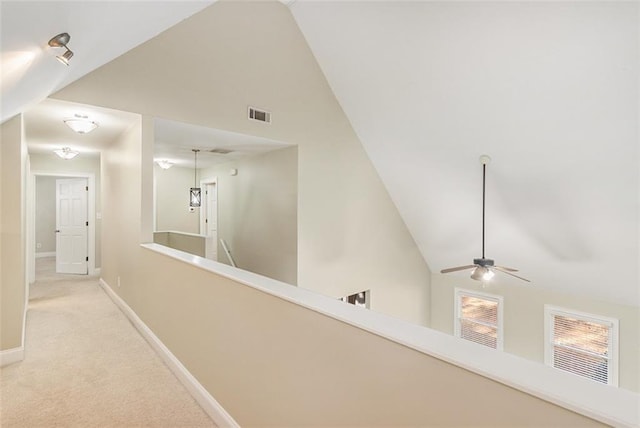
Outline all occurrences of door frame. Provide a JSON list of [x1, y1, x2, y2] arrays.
[[199, 176, 218, 259], [28, 171, 97, 283]]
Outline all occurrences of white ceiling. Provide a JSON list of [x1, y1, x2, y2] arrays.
[[23, 99, 290, 168], [24, 98, 139, 156], [154, 117, 292, 169], [24, 98, 291, 168], [2, 1, 638, 306], [1, 0, 215, 123]]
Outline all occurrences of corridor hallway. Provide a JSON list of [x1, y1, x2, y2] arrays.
[[0, 257, 215, 427]]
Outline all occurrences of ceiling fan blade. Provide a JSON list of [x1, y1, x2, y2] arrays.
[[441, 265, 476, 274], [494, 266, 530, 282], [495, 265, 518, 272]]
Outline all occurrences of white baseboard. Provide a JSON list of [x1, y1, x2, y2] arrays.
[[35, 252, 55, 258], [99, 278, 239, 428], [92, 267, 101, 276], [0, 347, 24, 367]]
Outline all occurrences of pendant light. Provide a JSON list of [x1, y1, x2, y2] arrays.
[[190, 149, 201, 207]]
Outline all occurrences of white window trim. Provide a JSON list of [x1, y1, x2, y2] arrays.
[[454, 288, 504, 351], [544, 305, 619, 387]]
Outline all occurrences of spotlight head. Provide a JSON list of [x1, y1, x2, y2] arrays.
[[56, 49, 73, 66]]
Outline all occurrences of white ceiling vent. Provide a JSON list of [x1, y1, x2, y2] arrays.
[[248, 106, 271, 124]]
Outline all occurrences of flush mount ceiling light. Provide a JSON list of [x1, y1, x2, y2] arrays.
[[189, 149, 201, 207], [64, 114, 98, 134], [440, 155, 530, 283], [53, 147, 79, 160], [156, 160, 174, 170], [48, 32, 74, 66]]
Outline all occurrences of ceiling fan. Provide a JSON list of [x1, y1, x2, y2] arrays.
[[440, 155, 530, 283]]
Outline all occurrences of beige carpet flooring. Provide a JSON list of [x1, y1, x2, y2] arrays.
[[0, 257, 216, 427]]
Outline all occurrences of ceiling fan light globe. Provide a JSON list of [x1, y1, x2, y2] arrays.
[[470, 266, 495, 281], [482, 269, 495, 281], [470, 267, 484, 281]]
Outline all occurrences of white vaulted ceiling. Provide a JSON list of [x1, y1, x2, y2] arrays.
[[289, 1, 638, 305], [1, 1, 638, 306]]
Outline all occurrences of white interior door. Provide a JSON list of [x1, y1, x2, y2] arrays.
[[56, 178, 88, 274], [204, 182, 218, 261]]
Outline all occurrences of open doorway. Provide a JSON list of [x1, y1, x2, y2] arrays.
[[24, 98, 137, 284], [30, 171, 98, 283], [151, 117, 298, 284]]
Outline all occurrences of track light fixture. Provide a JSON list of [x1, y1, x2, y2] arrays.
[[48, 32, 74, 66]]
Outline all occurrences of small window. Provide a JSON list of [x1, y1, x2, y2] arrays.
[[454, 289, 503, 350], [544, 306, 618, 386]]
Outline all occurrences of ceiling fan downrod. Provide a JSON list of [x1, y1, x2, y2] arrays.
[[439, 154, 529, 283], [482, 160, 486, 259], [480, 154, 491, 263]]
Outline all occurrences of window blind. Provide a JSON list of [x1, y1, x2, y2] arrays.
[[549, 310, 615, 385], [457, 293, 500, 349]]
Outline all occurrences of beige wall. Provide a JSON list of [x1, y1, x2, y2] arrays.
[[201, 146, 297, 285], [99, 120, 142, 296], [153, 231, 206, 258], [53, 1, 430, 326], [1, 114, 27, 351], [97, 115, 603, 426], [35, 176, 56, 254], [135, 248, 606, 427], [430, 274, 640, 392], [154, 165, 199, 234], [30, 153, 102, 268]]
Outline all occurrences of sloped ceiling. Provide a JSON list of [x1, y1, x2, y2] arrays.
[[1, 1, 215, 122], [289, 1, 639, 305], [2, 1, 638, 306]]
